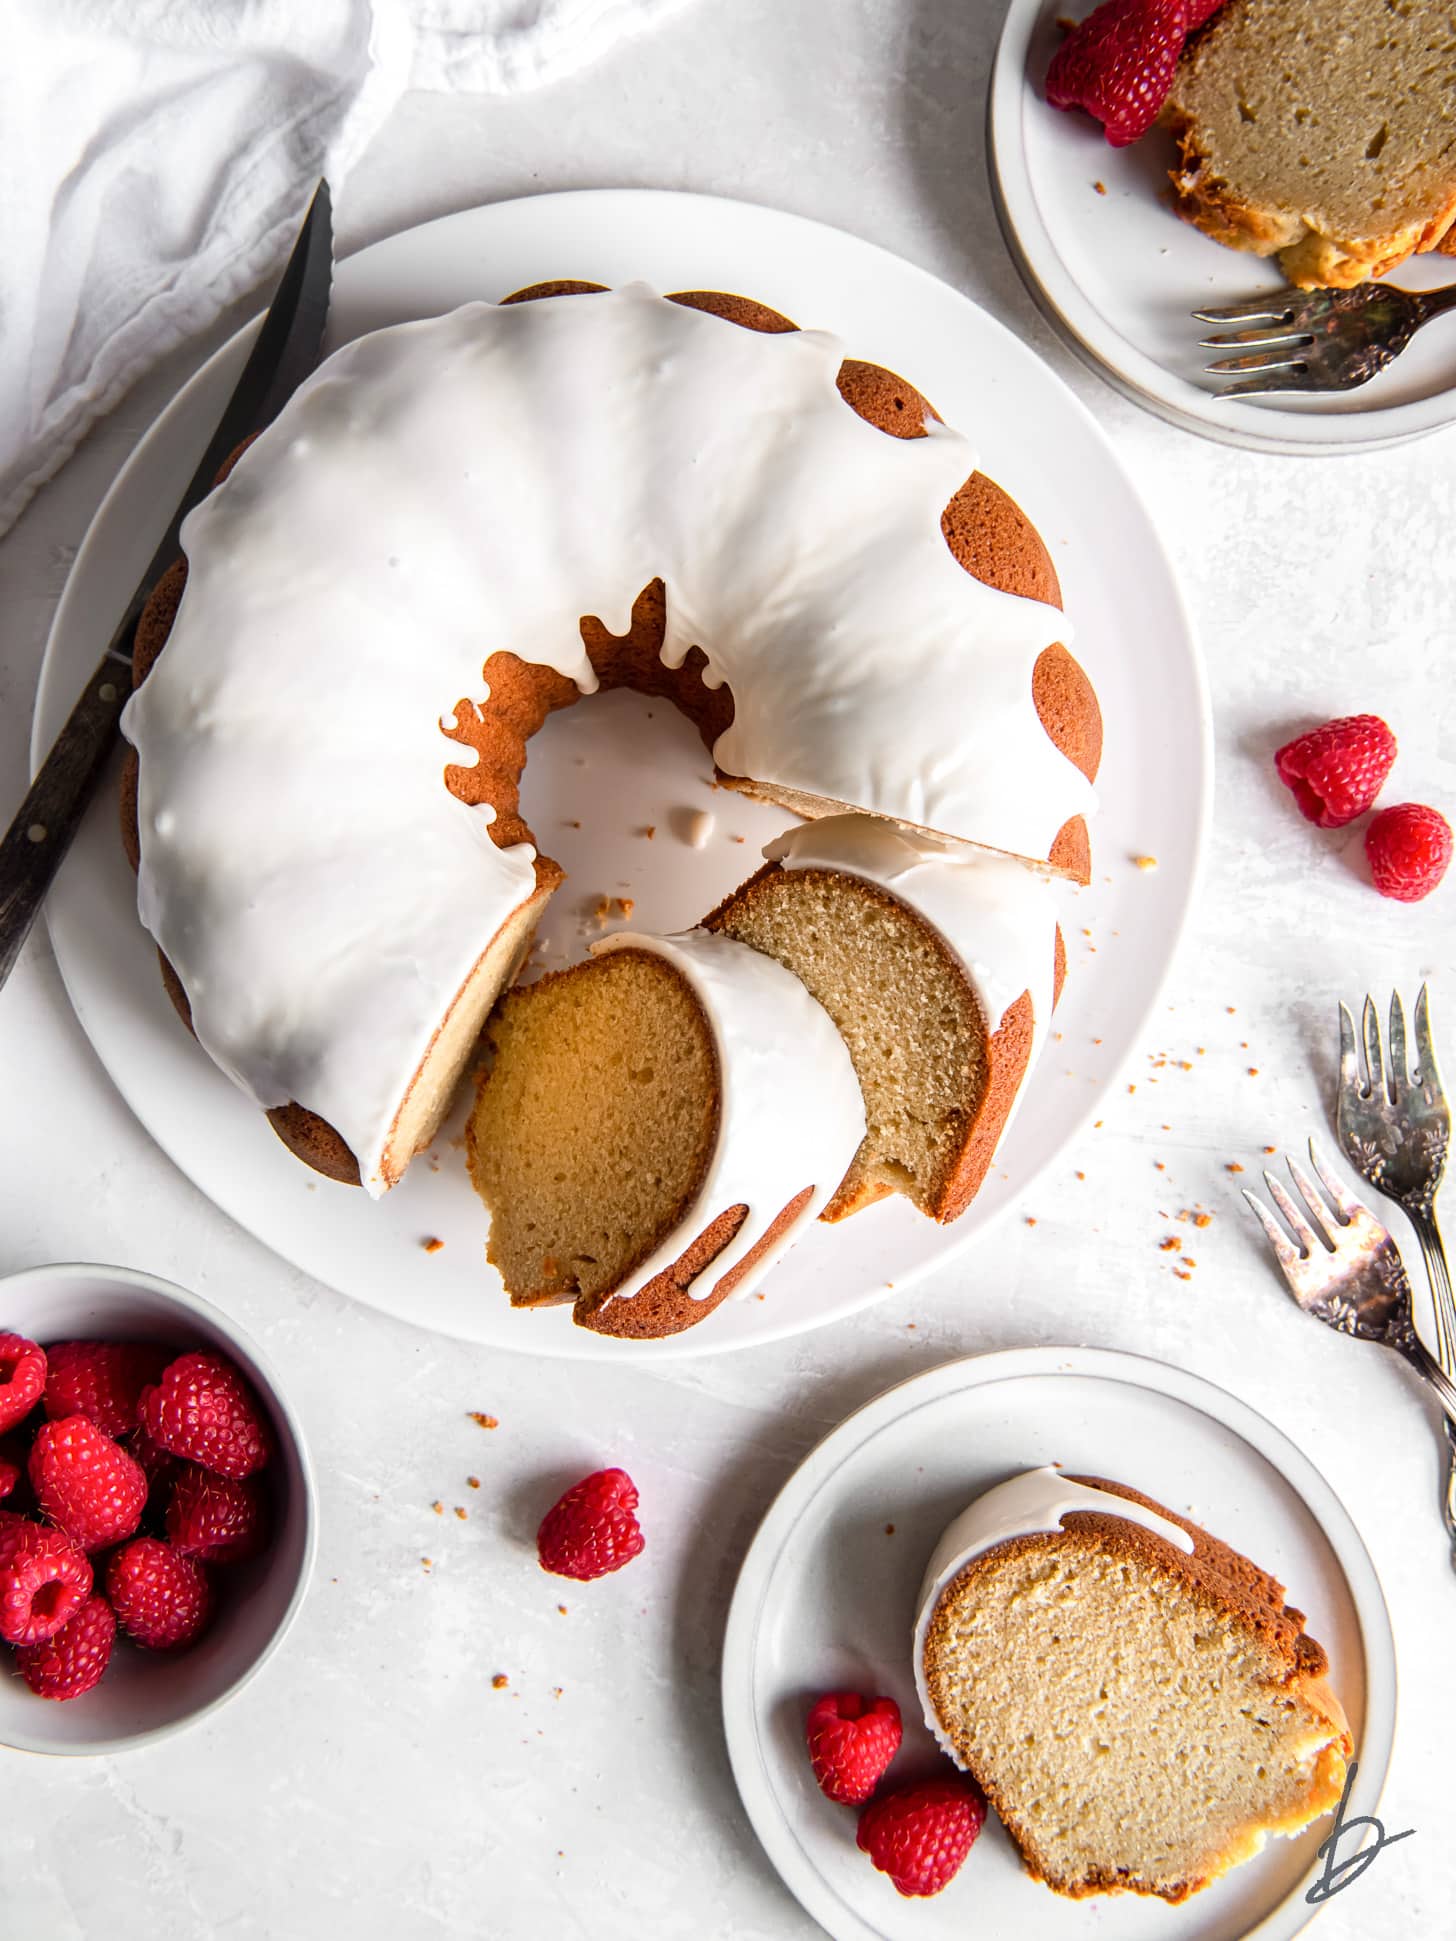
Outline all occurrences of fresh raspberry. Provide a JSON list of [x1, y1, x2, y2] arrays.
[[166, 1465, 269, 1564], [856, 1776, 988, 1898], [16, 1593, 116, 1701], [28, 1415, 148, 1551], [537, 1468, 645, 1581], [1365, 803, 1453, 903], [0, 1516, 94, 1646], [806, 1692, 904, 1804], [138, 1352, 272, 1480], [0, 1333, 46, 1435], [1046, 0, 1189, 148], [0, 1438, 21, 1503], [107, 1538, 215, 1650], [43, 1340, 170, 1440], [130, 1422, 182, 1496], [1274, 714, 1397, 828]]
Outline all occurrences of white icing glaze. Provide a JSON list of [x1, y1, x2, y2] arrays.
[[121, 284, 1092, 1193], [763, 814, 1063, 1073], [588, 928, 865, 1305], [912, 1466, 1195, 1768], [685, 809, 715, 850]]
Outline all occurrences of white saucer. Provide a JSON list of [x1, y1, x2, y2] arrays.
[[35, 188, 1208, 1358], [721, 1347, 1395, 1941], [990, 0, 1456, 455]]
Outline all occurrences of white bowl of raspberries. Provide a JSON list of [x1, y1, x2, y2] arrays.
[[0, 1261, 315, 1755]]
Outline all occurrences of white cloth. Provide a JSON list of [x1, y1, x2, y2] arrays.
[[1, 0, 688, 536]]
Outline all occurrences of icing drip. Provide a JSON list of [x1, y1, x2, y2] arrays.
[[588, 929, 865, 1305], [121, 285, 1092, 1193], [763, 814, 1063, 1074], [911, 1466, 1196, 1767]]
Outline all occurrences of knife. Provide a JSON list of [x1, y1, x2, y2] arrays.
[[0, 179, 335, 994]]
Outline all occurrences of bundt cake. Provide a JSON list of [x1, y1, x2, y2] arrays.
[[915, 1467, 1353, 1902], [464, 929, 865, 1338], [704, 815, 1064, 1223], [119, 280, 1101, 1198], [1164, 0, 1456, 287]]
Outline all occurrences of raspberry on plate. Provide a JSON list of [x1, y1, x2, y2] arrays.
[[29, 1415, 148, 1552], [0, 1515, 94, 1647], [856, 1776, 988, 1898], [0, 1333, 47, 1435], [806, 1692, 903, 1805], [1366, 803, 1453, 903], [166, 1465, 269, 1564], [537, 1467, 645, 1581], [16, 1593, 117, 1701], [1273, 714, 1397, 828], [107, 1537, 215, 1651], [1046, 0, 1190, 149], [43, 1340, 170, 1440], [138, 1351, 272, 1481]]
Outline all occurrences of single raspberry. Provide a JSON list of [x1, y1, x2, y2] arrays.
[[130, 1422, 182, 1497], [43, 1340, 170, 1440], [856, 1776, 988, 1898], [806, 1692, 904, 1804], [138, 1352, 272, 1480], [16, 1593, 116, 1701], [1274, 714, 1397, 828], [0, 1333, 47, 1435], [1046, 0, 1189, 148], [106, 1538, 215, 1651], [166, 1465, 269, 1563], [537, 1468, 645, 1581], [0, 1517, 94, 1646], [29, 1415, 148, 1551], [1366, 803, 1453, 903]]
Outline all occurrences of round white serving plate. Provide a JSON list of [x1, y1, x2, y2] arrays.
[[990, 0, 1456, 456], [721, 1346, 1395, 1941], [35, 188, 1209, 1358]]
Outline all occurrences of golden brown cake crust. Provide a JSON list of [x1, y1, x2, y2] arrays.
[[121, 281, 1101, 1194], [921, 1473, 1353, 1903]]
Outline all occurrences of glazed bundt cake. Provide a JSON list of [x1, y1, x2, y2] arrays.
[[915, 1469, 1353, 1902], [705, 816, 1064, 1223], [465, 929, 864, 1338], [119, 280, 1100, 1197]]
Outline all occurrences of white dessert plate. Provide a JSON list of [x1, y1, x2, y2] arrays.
[[34, 188, 1208, 1358], [990, 0, 1456, 455], [721, 1346, 1396, 1941]]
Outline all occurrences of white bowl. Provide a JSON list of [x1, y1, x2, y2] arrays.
[[0, 1262, 316, 1755]]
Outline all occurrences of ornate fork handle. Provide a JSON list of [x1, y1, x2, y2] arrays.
[[1406, 1205, 1456, 1376]]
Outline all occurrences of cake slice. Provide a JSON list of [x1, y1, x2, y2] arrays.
[[916, 1468, 1352, 1902], [704, 816, 1063, 1223], [1164, 0, 1456, 287], [465, 929, 864, 1339]]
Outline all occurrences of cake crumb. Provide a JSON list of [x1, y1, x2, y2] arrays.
[[1154, 1161, 1166, 1171], [454, 1506, 468, 1521], [1263, 1145, 1276, 1155], [558, 1604, 568, 1615], [731, 834, 746, 843], [467, 1476, 481, 1489], [553, 1687, 564, 1699], [421, 1557, 433, 1571], [1248, 1067, 1260, 1077], [1160, 1236, 1181, 1252], [563, 819, 581, 829], [1025, 1215, 1037, 1227], [1075, 1170, 1085, 1181], [431, 1501, 443, 1515], [469, 1412, 499, 1430], [1093, 179, 1107, 195], [422, 1236, 444, 1254], [612, 896, 635, 919], [885, 1523, 896, 1536], [641, 824, 656, 840], [492, 1674, 509, 1690], [591, 895, 611, 923], [685, 809, 716, 849], [1132, 854, 1158, 871], [1226, 1161, 1245, 1174]]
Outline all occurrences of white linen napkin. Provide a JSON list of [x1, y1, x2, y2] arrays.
[[2, 0, 689, 536]]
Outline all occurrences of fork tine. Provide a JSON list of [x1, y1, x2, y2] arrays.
[[1198, 324, 1311, 350], [1242, 1187, 1304, 1278], [1413, 983, 1444, 1092], [1203, 345, 1310, 376], [1210, 366, 1345, 399], [1307, 1140, 1364, 1223], [1286, 1150, 1340, 1247], [1363, 993, 1387, 1101], [1265, 1170, 1328, 1255], [1192, 294, 1301, 325], [1338, 1001, 1361, 1102], [1388, 990, 1409, 1095]]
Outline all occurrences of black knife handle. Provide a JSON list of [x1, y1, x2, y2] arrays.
[[0, 654, 133, 988]]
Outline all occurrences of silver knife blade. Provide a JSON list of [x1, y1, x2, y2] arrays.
[[0, 181, 335, 993]]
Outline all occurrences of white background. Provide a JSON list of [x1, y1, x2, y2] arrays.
[[1, 1, 1452, 1934]]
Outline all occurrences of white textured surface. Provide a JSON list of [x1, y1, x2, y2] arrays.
[[0, 1, 1452, 1934]]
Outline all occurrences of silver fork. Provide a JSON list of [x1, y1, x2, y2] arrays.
[[1244, 1144, 1456, 1566], [1195, 281, 1456, 398]]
